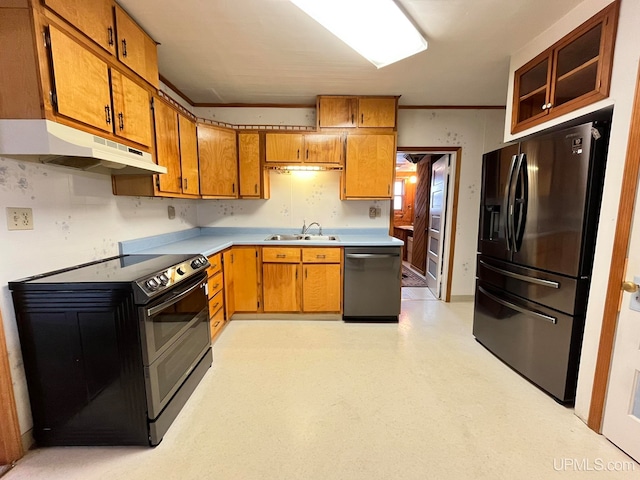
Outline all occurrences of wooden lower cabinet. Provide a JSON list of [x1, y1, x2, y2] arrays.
[[206, 252, 226, 342], [262, 247, 342, 313], [223, 246, 260, 319]]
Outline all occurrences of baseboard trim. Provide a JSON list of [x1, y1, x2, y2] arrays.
[[449, 295, 475, 302], [231, 313, 342, 321]]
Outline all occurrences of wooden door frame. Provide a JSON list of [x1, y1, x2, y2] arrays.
[[588, 64, 640, 432], [396, 146, 462, 302], [0, 310, 23, 464]]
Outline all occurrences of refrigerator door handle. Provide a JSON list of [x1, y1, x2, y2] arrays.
[[504, 154, 518, 251], [478, 286, 558, 324], [513, 153, 529, 252], [479, 260, 560, 288]]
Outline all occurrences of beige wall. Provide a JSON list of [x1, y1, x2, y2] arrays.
[[504, 0, 640, 422]]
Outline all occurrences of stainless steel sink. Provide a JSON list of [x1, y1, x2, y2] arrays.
[[265, 234, 339, 241]]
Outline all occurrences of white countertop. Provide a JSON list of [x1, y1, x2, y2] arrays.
[[120, 228, 403, 257]]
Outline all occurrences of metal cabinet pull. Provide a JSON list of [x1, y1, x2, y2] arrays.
[[183, 178, 188, 190], [107, 26, 114, 46], [121, 38, 127, 57], [297, 149, 300, 159], [361, 113, 364, 124], [351, 113, 354, 125], [305, 268, 307, 279], [478, 286, 557, 324], [105, 105, 111, 124], [254, 184, 258, 194], [213, 321, 220, 328], [212, 283, 219, 290], [316, 254, 326, 259], [232, 183, 235, 193], [306, 149, 309, 160], [118, 112, 124, 130], [276, 254, 286, 258], [212, 302, 220, 310], [479, 260, 560, 288]]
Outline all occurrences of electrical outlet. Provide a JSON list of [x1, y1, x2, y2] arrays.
[[369, 206, 376, 219], [6, 207, 34, 230], [375, 207, 381, 217]]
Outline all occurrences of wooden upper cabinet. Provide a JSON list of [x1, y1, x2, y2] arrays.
[[265, 133, 304, 163], [43, 0, 115, 55], [238, 132, 269, 198], [305, 134, 343, 163], [317, 95, 398, 130], [48, 25, 112, 133], [343, 134, 396, 199], [178, 114, 200, 195], [511, 0, 619, 133], [111, 70, 151, 146], [198, 124, 238, 198], [153, 99, 181, 194], [358, 97, 397, 128], [265, 133, 342, 164], [317, 96, 358, 128], [115, 5, 159, 88]]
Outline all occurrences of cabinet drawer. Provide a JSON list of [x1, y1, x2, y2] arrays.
[[207, 253, 222, 275], [207, 270, 223, 298], [208, 290, 224, 319], [302, 248, 341, 263], [209, 306, 225, 340], [262, 247, 301, 262]]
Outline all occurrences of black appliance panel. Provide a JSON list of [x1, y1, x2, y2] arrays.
[[478, 144, 519, 260], [476, 255, 588, 316], [513, 124, 594, 277], [474, 281, 584, 403]]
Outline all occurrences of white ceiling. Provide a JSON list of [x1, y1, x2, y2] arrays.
[[117, 0, 584, 106]]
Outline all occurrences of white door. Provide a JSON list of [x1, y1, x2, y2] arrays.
[[426, 155, 449, 298], [602, 178, 640, 462]]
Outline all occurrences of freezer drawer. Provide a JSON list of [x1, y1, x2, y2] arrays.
[[473, 281, 585, 403], [343, 247, 401, 321], [476, 255, 589, 316]]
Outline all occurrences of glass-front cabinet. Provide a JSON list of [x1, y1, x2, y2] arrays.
[[511, 1, 619, 134]]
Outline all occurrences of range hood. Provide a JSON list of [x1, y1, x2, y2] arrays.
[[0, 120, 167, 175]]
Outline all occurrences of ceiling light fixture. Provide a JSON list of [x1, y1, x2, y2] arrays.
[[290, 0, 427, 68]]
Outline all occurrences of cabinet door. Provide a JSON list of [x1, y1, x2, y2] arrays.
[[263, 263, 300, 312], [265, 134, 304, 163], [111, 70, 151, 147], [304, 134, 343, 164], [115, 5, 159, 88], [178, 115, 200, 195], [358, 98, 397, 128], [318, 96, 358, 128], [198, 124, 238, 197], [153, 99, 181, 194], [513, 52, 552, 127], [238, 132, 261, 197], [48, 26, 112, 133], [44, 0, 115, 55], [344, 134, 395, 198], [303, 264, 341, 312], [232, 247, 259, 312]]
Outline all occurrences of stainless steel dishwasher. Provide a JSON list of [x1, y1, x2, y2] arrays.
[[343, 247, 402, 322]]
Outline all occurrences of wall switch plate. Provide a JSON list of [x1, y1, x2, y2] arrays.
[[168, 205, 176, 220], [630, 275, 640, 312], [6, 207, 33, 230], [369, 207, 376, 219]]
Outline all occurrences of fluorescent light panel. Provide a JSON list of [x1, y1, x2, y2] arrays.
[[290, 0, 427, 68]]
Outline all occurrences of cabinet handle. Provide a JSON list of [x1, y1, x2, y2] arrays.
[[388, 184, 390, 194], [212, 283, 219, 289], [232, 183, 235, 193], [254, 184, 258, 194], [118, 112, 124, 130], [105, 105, 111, 125], [305, 268, 307, 279], [361, 113, 364, 124], [297, 149, 300, 159], [306, 149, 309, 160], [316, 254, 326, 259], [276, 254, 286, 258], [107, 26, 114, 46], [351, 113, 354, 125], [213, 321, 220, 328], [121, 38, 128, 57], [296, 267, 298, 280], [212, 302, 220, 310]]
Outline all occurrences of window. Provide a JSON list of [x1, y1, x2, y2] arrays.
[[393, 180, 405, 210]]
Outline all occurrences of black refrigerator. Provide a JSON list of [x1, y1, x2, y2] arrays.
[[473, 118, 610, 403]]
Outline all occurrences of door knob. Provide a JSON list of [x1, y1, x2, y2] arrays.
[[622, 280, 639, 293]]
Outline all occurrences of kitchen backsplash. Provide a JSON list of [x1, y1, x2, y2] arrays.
[[197, 170, 389, 229]]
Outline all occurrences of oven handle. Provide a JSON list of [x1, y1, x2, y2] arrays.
[[147, 279, 206, 317]]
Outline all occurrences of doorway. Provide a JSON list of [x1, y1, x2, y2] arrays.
[[393, 147, 461, 302]]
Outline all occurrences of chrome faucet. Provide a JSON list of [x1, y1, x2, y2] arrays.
[[302, 221, 322, 236]]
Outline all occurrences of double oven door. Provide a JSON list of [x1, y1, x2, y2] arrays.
[[138, 272, 210, 419]]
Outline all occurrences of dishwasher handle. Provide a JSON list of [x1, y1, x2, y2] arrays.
[[346, 253, 400, 259]]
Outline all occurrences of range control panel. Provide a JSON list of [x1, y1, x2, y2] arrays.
[[136, 255, 209, 298]]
